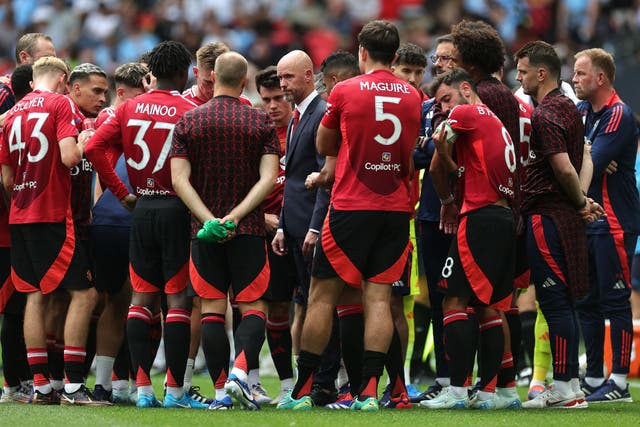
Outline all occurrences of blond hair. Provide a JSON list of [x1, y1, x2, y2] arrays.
[[575, 48, 616, 84], [32, 56, 69, 80], [196, 42, 230, 71]]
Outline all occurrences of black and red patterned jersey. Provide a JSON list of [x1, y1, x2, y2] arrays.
[[523, 89, 588, 300], [85, 90, 197, 199], [69, 106, 94, 241], [261, 125, 287, 216], [0, 90, 79, 224], [522, 89, 584, 213], [170, 95, 280, 237]]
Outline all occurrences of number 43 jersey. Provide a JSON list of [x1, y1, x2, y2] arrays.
[[321, 69, 421, 213], [86, 90, 198, 200], [0, 90, 79, 224], [443, 104, 517, 216]]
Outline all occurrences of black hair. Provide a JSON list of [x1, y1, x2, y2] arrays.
[[357, 20, 399, 65], [514, 41, 561, 81], [395, 43, 427, 68], [430, 68, 476, 96], [320, 50, 359, 77], [255, 66, 280, 92], [10, 64, 33, 101], [147, 41, 192, 80]]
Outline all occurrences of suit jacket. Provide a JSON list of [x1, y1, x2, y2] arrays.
[[279, 94, 329, 241]]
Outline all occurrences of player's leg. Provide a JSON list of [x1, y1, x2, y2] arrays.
[[191, 239, 232, 409], [414, 220, 451, 402], [575, 235, 606, 393], [93, 225, 131, 401], [586, 232, 636, 402], [522, 215, 580, 409]]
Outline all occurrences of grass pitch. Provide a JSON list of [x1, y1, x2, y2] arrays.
[[1, 375, 638, 427]]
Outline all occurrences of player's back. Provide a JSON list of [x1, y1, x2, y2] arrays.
[[117, 90, 196, 197], [179, 96, 271, 207], [326, 69, 421, 212], [448, 104, 516, 215], [1, 90, 79, 223]]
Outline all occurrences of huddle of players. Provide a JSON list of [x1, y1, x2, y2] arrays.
[[0, 16, 637, 412]]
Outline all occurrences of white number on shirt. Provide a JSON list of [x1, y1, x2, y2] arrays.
[[519, 115, 531, 167], [502, 126, 517, 173], [126, 119, 176, 173], [374, 96, 402, 146], [8, 112, 50, 165]]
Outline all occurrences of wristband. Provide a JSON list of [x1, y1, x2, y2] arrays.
[[440, 194, 455, 206]]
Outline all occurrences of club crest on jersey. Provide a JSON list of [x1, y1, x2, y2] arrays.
[[382, 152, 391, 162], [147, 178, 155, 188]]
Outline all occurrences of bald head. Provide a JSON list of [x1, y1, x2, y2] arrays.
[[277, 50, 315, 104], [212, 52, 248, 99]]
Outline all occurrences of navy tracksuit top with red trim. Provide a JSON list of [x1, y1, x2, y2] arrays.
[[579, 91, 640, 235]]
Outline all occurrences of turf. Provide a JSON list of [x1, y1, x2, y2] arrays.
[[1, 375, 638, 426]]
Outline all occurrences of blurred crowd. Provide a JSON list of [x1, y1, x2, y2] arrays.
[[0, 0, 639, 92]]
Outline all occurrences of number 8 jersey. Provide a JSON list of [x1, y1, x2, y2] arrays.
[[321, 69, 421, 212], [86, 90, 197, 199], [0, 90, 79, 224], [442, 104, 517, 215]]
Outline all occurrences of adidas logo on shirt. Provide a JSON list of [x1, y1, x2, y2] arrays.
[[612, 280, 626, 290], [541, 277, 556, 288]]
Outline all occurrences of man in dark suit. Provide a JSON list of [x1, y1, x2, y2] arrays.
[[273, 50, 333, 403]]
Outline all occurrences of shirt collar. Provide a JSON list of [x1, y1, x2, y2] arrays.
[[295, 90, 318, 118]]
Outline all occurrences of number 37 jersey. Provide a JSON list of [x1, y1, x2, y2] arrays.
[[87, 90, 197, 199], [321, 69, 421, 212], [0, 90, 79, 224]]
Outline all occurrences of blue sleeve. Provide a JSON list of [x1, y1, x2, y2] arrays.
[[589, 105, 638, 177], [414, 100, 437, 170], [0, 84, 15, 115]]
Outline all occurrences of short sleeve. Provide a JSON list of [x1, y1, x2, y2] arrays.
[[261, 114, 281, 157], [169, 113, 189, 158], [55, 96, 80, 142]]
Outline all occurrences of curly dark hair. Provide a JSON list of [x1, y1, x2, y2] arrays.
[[147, 41, 192, 80], [451, 20, 505, 76]]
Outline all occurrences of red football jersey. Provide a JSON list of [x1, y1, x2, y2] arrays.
[[86, 90, 197, 199], [94, 106, 120, 168], [261, 125, 287, 215], [182, 85, 253, 107], [0, 90, 79, 224], [517, 98, 533, 169], [321, 69, 421, 212], [444, 104, 517, 215]]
